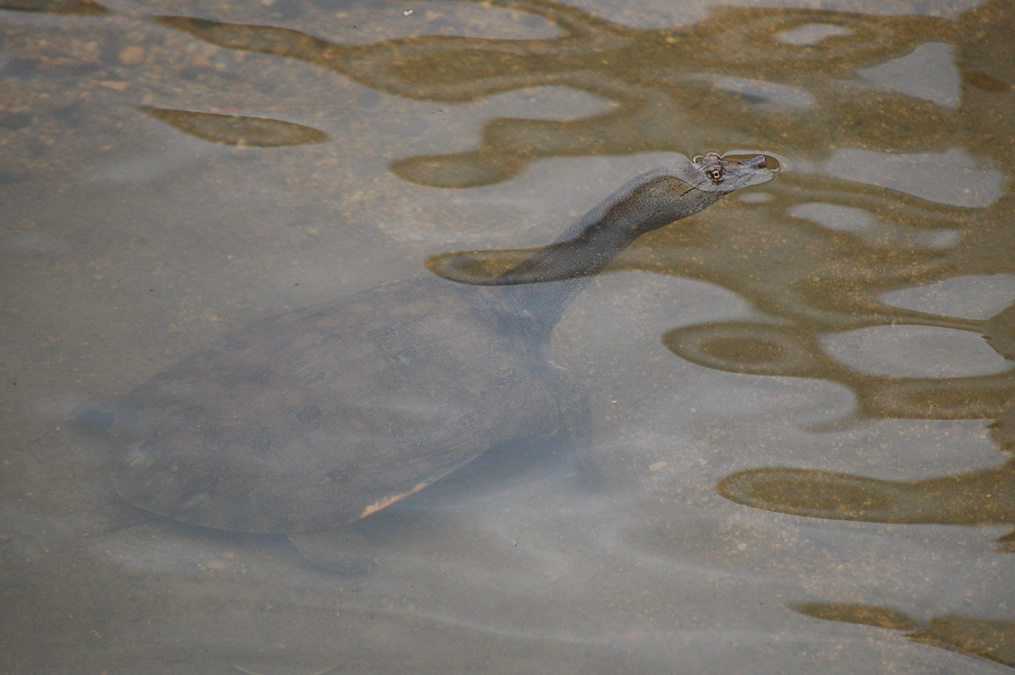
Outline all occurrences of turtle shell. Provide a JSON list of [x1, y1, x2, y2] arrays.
[[111, 278, 570, 534]]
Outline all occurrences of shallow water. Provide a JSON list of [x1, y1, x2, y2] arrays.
[[2, 0, 1014, 672]]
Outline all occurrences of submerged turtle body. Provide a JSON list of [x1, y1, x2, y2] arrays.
[[113, 280, 570, 534], [111, 153, 773, 556]]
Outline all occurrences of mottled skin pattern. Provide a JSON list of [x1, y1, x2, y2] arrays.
[[111, 153, 773, 547]]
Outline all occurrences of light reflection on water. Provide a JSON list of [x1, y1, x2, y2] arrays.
[[1, 0, 1013, 672]]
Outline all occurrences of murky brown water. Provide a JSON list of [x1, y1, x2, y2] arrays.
[[2, 0, 1013, 672]]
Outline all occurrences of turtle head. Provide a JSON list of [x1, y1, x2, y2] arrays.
[[689, 152, 776, 194]]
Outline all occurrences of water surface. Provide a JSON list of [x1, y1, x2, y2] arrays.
[[1, 0, 1013, 672]]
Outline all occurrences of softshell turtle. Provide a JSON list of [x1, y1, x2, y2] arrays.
[[111, 153, 773, 570]]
